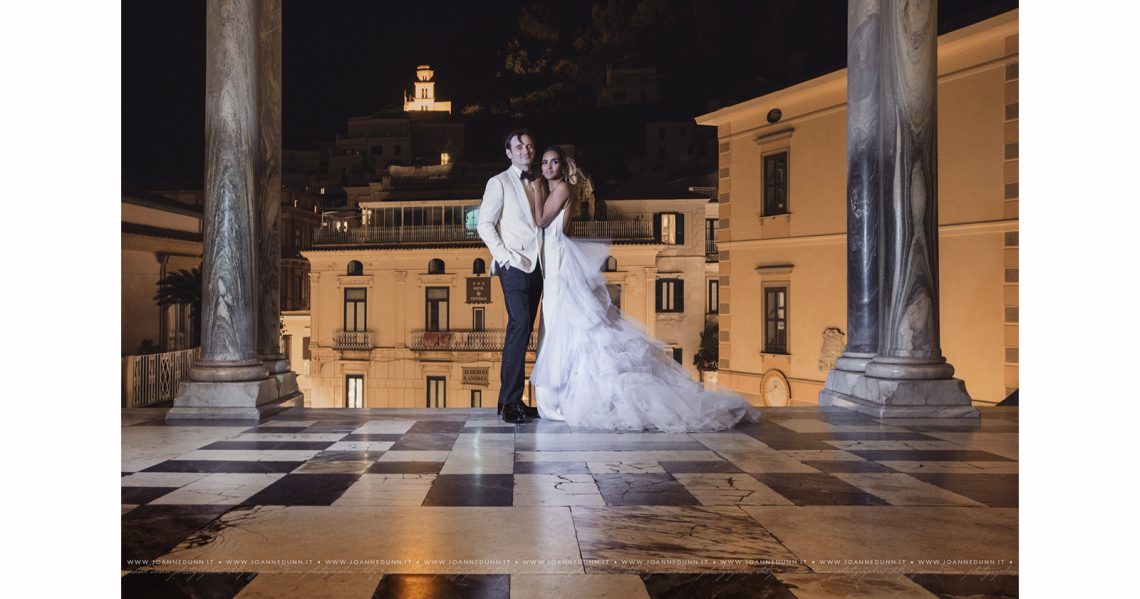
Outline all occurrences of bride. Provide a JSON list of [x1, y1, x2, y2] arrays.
[[526, 146, 761, 432]]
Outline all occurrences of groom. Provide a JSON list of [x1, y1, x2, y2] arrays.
[[477, 129, 544, 423]]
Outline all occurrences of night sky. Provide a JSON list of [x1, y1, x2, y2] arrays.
[[122, 0, 1017, 189]]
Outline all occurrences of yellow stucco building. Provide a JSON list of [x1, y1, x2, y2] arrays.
[[696, 10, 1019, 406], [292, 181, 721, 409]]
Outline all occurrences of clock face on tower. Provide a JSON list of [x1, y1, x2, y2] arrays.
[[760, 369, 790, 407]]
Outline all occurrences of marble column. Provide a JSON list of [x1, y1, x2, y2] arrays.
[[168, 0, 281, 422], [836, 0, 880, 373], [821, 0, 883, 407], [252, 0, 300, 402], [831, 0, 975, 418]]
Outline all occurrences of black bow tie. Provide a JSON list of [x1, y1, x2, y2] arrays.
[[520, 170, 534, 181]]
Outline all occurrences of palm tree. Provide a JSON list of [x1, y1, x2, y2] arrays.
[[154, 266, 202, 347]]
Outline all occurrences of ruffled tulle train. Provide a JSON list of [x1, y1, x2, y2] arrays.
[[531, 213, 761, 432]]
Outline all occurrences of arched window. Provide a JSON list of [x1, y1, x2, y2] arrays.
[[603, 256, 618, 272], [428, 259, 445, 274], [472, 258, 486, 275], [347, 260, 364, 276]]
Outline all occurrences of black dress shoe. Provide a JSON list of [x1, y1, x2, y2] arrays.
[[521, 404, 540, 419], [501, 402, 526, 424]]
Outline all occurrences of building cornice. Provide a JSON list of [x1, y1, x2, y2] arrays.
[[719, 218, 1018, 251], [696, 9, 1019, 128]]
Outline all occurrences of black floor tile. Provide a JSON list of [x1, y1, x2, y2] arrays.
[[121, 571, 257, 599], [311, 450, 386, 462], [908, 473, 1019, 507], [802, 432, 939, 441], [800, 460, 897, 474], [371, 574, 509, 599], [422, 474, 515, 506], [407, 420, 468, 434], [308, 423, 367, 432], [367, 461, 446, 474], [814, 411, 882, 424], [906, 573, 1018, 598], [142, 460, 303, 474], [516, 439, 706, 451], [751, 473, 890, 506], [740, 423, 837, 450], [122, 486, 180, 504], [513, 461, 591, 475], [847, 450, 1014, 462], [121, 505, 232, 569], [641, 572, 795, 599], [200, 440, 336, 450], [659, 460, 744, 474], [594, 474, 700, 506], [389, 433, 459, 451], [240, 473, 360, 506]]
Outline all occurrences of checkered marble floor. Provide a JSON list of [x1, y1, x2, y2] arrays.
[[122, 406, 1019, 598]]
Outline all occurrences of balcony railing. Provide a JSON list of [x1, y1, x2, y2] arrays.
[[706, 240, 719, 261], [569, 220, 653, 240], [122, 347, 200, 408], [410, 329, 537, 352], [313, 221, 656, 247], [316, 225, 479, 246], [333, 330, 373, 350]]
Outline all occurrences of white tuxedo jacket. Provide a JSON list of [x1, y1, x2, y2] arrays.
[[477, 165, 544, 275]]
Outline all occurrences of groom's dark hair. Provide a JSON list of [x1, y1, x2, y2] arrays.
[[504, 128, 533, 150]]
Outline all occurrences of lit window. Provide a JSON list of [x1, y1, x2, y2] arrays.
[[655, 212, 684, 245], [440, 152, 451, 165]]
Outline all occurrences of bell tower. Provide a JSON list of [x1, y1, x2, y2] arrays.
[[403, 65, 452, 113]]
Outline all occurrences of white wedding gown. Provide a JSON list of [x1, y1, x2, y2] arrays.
[[531, 207, 762, 432]]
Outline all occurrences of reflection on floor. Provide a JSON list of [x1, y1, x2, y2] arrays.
[[122, 406, 1018, 598]]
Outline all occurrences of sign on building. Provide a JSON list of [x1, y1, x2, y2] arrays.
[[462, 367, 489, 386], [467, 277, 491, 304]]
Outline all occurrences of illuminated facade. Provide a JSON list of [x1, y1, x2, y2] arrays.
[[695, 10, 1019, 406], [121, 188, 202, 355], [403, 65, 452, 113], [292, 186, 722, 409]]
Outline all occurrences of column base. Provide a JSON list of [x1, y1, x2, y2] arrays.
[[274, 370, 301, 398], [166, 377, 301, 423], [260, 354, 292, 375], [835, 351, 875, 373], [820, 375, 978, 418], [818, 368, 866, 406], [865, 356, 955, 380], [190, 359, 270, 382]]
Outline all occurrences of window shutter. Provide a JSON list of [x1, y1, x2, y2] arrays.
[[676, 279, 685, 312], [655, 280, 663, 312], [653, 213, 662, 242], [675, 213, 685, 245]]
